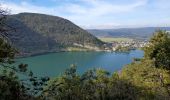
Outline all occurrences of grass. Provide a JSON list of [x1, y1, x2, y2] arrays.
[[99, 37, 133, 43]]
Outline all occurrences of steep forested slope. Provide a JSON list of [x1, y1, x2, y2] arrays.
[[6, 13, 103, 56]]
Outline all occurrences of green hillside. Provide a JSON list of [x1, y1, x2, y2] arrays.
[[6, 13, 103, 56]]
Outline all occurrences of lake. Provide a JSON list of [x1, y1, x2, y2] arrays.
[[16, 50, 143, 77]]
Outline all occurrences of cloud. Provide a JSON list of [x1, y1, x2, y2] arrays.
[[1, 0, 169, 29], [60, 0, 148, 16], [81, 23, 122, 29], [0, 0, 148, 28], [1, 1, 55, 14], [1, 0, 147, 15]]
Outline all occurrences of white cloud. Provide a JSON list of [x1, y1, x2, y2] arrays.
[[1, 1, 56, 15], [1, 0, 147, 16], [59, 0, 148, 16], [2, 0, 169, 29], [81, 23, 122, 29]]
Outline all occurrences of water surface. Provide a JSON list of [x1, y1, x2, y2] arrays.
[[16, 50, 143, 77]]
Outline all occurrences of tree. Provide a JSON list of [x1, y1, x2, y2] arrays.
[[0, 7, 49, 100], [0, 7, 27, 100], [144, 30, 170, 69], [42, 65, 141, 100]]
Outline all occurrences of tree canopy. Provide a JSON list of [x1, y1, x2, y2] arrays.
[[144, 30, 170, 69]]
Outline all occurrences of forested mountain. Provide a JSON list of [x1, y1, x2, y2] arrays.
[[88, 27, 170, 40], [6, 13, 103, 56]]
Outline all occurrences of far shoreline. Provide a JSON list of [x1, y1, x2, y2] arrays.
[[15, 49, 141, 59]]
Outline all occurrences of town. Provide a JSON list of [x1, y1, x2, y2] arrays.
[[104, 40, 149, 52]]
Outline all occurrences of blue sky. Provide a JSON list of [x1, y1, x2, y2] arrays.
[[1, 0, 170, 29]]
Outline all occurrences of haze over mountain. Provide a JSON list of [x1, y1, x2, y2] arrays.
[[6, 13, 103, 56], [88, 27, 170, 40]]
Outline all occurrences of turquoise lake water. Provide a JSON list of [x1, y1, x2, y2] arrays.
[[16, 50, 143, 77]]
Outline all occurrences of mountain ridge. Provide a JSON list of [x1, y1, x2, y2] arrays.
[[6, 13, 104, 57], [87, 27, 170, 40]]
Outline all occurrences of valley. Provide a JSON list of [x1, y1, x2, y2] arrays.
[[1, 0, 170, 99]]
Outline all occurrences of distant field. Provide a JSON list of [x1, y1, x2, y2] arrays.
[[99, 37, 133, 42]]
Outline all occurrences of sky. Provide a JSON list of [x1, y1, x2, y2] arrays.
[[1, 0, 170, 29]]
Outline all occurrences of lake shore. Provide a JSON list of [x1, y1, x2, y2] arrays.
[[15, 47, 104, 58], [15, 49, 134, 59]]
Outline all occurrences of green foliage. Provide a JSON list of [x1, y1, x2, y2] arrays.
[[42, 59, 170, 99], [42, 66, 140, 100], [144, 30, 170, 69], [121, 59, 170, 99], [0, 73, 25, 100], [0, 37, 16, 65]]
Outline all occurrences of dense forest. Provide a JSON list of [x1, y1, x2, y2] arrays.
[[1, 9, 170, 100], [6, 13, 104, 56]]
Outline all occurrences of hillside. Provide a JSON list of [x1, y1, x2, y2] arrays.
[[88, 27, 170, 40], [6, 13, 103, 56]]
